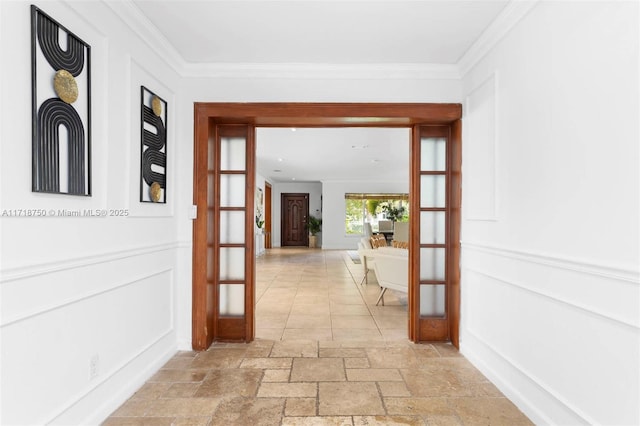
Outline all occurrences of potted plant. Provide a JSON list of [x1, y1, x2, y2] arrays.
[[306, 215, 322, 248], [381, 203, 406, 222]]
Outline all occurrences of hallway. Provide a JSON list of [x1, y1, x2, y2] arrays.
[[103, 249, 532, 425]]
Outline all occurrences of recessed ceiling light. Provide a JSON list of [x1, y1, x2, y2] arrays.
[[291, 128, 296, 132], [291, 177, 296, 180], [277, 158, 283, 162]]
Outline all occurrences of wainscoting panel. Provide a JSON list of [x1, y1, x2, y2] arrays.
[[460, 243, 639, 425], [0, 245, 178, 425]]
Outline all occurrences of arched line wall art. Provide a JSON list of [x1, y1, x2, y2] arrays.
[[31, 5, 91, 196], [140, 86, 167, 203]]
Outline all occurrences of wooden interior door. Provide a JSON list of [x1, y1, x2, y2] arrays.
[[192, 122, 255, 347], [281, 193, 309, 247], [408, 124, 461, 345]]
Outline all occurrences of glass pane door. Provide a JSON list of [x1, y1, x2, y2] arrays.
[[412, 127, 450, 341], [209, 125, 255, 341]]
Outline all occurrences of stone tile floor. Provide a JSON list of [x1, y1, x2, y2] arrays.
[[103, 249, 533, 425]]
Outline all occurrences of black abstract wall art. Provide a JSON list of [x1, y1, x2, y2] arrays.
[[31, 5, 91, 196], [140, 86, 167, 203]]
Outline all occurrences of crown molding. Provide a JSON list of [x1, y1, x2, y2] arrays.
[[102, 0, 187, 75], [181, 62, 461, 80], [457, 0, 539, 77]]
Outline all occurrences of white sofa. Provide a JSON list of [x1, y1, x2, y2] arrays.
[[371, 246, 408, 306]]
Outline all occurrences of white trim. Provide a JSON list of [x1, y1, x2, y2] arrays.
[[181, 62, 461, 80], [458, 0, 540, 77], [461, 329, 595, 425], [101, 0, 186, 74], [0, 242, 180, 283], [463, 266, 639, 330], [461, 241, 639, 285], [1, 268, 174, 327]]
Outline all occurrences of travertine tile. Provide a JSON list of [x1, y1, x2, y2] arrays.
[[171, 417, 213, 426], [147, 369, 207, 383], [240, 357, 292, 369], [285, 398, 317, 416], [344, 357, 370, 368], [131, 383, 172, 400], [209, 396, 285, 426], [263, 368, 291, 382], [332, 328, 383, 341], [346, 368, 402, 382], [257, 382, 318, 398], [286, 314, 332, 329], [378, 381, 412, 397], [145, 397, 221, 416], [104, 249, 532, 426], [366, 347, 423, 369], [282, 416, 353, 426], [331, 315, 379, 329], [448, 397, 534, 425], [400, 368, 472, 397], [271, 340, 319, 358], [329, 303, 371, 315], [319, 348, 367, 358], [319, 382, 385, 415], [353, 415, 426, 425], [256, 328, 285, 340], [190, 350, 244, 369], [291, 358, 346, 382], [384, 397, 453, 416], [282, 328, 333, 340], [163, 382, 200, 398], [194, 369, 262, 398]]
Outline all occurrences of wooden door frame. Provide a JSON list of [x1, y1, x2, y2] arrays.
[[193, 102, 462, 350]]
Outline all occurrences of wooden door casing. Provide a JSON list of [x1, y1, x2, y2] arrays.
[[281, 193, 309, 247], [192, 103, 462, 350]]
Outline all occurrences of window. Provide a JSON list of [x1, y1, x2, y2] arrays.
[[344, 193, 409, 235]]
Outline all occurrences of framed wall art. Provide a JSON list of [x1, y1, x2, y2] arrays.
[[31, 5, 91, 196], [140, 86, 167, 203]]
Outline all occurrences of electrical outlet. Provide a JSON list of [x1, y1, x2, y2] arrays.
[[89, 354, 99, 380]]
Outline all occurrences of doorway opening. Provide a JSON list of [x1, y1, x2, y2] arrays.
[[192, 103, 461, 351]]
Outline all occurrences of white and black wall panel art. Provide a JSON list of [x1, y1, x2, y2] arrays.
[[31, 5, 91, 196], [140, 86, 167, 203]]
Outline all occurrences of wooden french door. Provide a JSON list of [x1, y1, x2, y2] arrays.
[[192, 103, 461, 349], [192, 123, 255, 347], [281, 193, 309, 247], [409, 124, 461, 343]]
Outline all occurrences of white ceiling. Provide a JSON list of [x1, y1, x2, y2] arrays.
[[130, 0, 511, 183], [131, 0, 509, 65], [256, 127, 410, 182]]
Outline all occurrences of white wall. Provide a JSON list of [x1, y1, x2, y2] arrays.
[[460, 2, 639, 425], [322, 180, 409, 250], [0, 1, 184, 424]]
